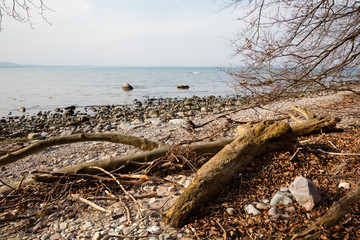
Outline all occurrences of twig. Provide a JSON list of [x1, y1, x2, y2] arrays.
[[328, 140, 339, 150], [90, 166, 143, 217], [0, 180, 16, 191], [317, 149, 360, 156], [87, 192, 157, 201], [189, 225, 201, 240], [117, 174, 183, 188], [289, 147, 302, 161], [104, 190, 132, 225], [71, 194, 112, 214], [215, 219, 228, 240]]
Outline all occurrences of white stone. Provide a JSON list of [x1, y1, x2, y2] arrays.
[[148, 225, 163, 234], [169, 119, 187, 126], [147, 118, 163, 126], [268, 206, 277, 216], [82, 221, 94, 231], [338, 182, 350, 189], [244, 204, 261, 215], [226, 208, 236, 215], [289, 176, 321, 211], [256, 202, 269, 210], [270, 191, 293, 206], [28, 132, 41, 140]]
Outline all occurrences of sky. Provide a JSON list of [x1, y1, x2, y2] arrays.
[[0, 0, 241, 67]]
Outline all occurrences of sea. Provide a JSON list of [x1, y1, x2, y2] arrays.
[[0, 67, 236, 118]]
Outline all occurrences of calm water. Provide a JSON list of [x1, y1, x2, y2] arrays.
[[0, 67, 235, 117]]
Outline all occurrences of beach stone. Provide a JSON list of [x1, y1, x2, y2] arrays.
[[82, 221, 94, 231], [123, 83, 134, 91], [131, 119, 144, 125], [92, 232, 101, 240], [270, 191, 293, 207], [119, 121, 133, 130], [338, 182, 350, 189], [19, 107, 26, 113], [268, 206, 277, 216], [169, 119, 186, 126], [289, 176, 321, 211], [148, 226, 163, 235], [285, 206, 296, 213], [28, 132, 41, 140], [226, 207, 236, 215], [244, 204, 261, 215], [60, 130, 74, 136], [148, 110, 160, 118], [256, 202, 269, 210], [50, 232, 61, 240], [59, 222, 68, 230], [147, 118, 163, 126]]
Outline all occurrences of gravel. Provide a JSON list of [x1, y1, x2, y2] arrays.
[[1, 89, 359, 239]]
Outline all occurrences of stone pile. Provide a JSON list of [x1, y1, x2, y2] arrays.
[[244, 176, 322, 220]]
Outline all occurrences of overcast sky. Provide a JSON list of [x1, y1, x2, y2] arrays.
[[0, 0, 241, 67]]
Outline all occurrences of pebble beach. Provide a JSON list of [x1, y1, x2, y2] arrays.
[[1, 88, 359, 239]]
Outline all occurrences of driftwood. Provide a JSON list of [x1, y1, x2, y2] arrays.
[[0, 133, 162, 167], [162, 106, 340, 227], [0, 139, 233, 194], [0, 106, 339, 196], [292, 182, 360, 240], [162, 121, 298, 227]]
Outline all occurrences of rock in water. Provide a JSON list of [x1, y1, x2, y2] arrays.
[[18, 107, 26, 113], [289, 176, 321, 211], [177, 84, 190, 89], [123, 83, 134, 91]]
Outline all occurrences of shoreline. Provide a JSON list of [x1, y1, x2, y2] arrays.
[[0, 88, 359, 239], [1, 86, 355, 140]]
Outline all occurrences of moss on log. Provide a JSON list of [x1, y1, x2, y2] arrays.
[[162, 121, 298, 227]]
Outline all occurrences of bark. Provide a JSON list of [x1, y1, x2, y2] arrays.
[[291, 117, 340, 136], [289, 105, 340, 136], [292, 182, 360, 240], [0, 133, 162, 167], [162, 121, 298, 227]]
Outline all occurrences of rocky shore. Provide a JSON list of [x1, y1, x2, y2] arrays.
[[1, 95, 245, 140], [1, 89, 359, 240]]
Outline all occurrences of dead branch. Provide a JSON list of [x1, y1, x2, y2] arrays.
[[0, 133, 163, 167], [71, 194, 112, 214], [162, 121, 298, 227], [0, 110, 340, 196]]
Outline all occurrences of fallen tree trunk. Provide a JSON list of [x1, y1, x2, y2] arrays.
[[292, 182, 360, 240], [0, 133, 162, 167], [162, 121, 298, 227], [0, 108, 340, 196]]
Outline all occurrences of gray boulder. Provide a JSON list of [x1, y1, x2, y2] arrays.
[[123, 83, 133, 91], [289, 176, 321, 211]]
